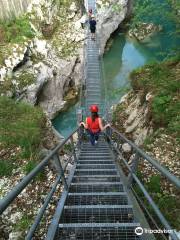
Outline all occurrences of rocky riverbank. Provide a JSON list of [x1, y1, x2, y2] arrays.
[[113, 57, 180, 177]]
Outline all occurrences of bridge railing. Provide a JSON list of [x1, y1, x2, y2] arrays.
[[0, 127, 82, 239], [105, 126, 180, 240]]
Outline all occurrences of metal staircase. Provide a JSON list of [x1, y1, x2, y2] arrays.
[[85, 35, 102, 113], [56, 137, 141, 239]]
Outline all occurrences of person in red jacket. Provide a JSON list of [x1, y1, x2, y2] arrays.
[[80, 105, 110, 145]]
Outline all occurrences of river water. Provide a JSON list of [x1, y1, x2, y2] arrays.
[[52, 2, 179, 138]]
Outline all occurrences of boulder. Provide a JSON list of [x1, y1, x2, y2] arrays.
[[122, 143, 132, 153], [9, 232, 22, 240], [10, 212, 22, 224]]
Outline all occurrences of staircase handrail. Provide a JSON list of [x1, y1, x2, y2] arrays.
[[105, 126, 179, 240], [0, 127, 81, 239], [108, 126, 180, 188]]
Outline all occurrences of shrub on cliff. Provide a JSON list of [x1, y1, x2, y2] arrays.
[[0, 96, 45, 176], [0, 15, 34, 43], [130, 56, 180, 140]]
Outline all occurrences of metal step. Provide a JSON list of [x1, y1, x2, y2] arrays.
[[66, 192, 128, 205], [61, 205, 134, 223], [78, 160, 114, 164], [80, 149, 110, 153], [78, 156, 113, 161], [79, 154, 111, 157], [57, 224, 141, 240], [72, 175, 121, 183], [76, 164, 116, 169], [69, 182, 124, 193], [74, 169, 118, 176]]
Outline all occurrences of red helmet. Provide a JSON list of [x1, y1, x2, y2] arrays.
[[90, 105, 99, 112]]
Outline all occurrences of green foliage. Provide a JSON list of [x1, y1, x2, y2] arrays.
[[14, 213, 33, 231], [24, 160, 37, 174], [112, 4, 122, 12], [143, 136, 153, 148], [145, 175, 161, 193], [0, 160, 14, 177], [24, 160, 46, 181], [0, 96, 45, 174], [0, 72, 36, 95], [130, 57, 180, 139], [135, 174, 180, 229], [15, 72, 36, 89], [132, 0, 179, 27], [112, 104, 125, 124], [111, 87, 130, 99], [63, 143, 73, 153], [152, 95, 172, 125], [0, 15, 34, 44], [0, 97, 44, 147]]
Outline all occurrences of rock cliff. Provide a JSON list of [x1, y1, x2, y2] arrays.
[[0, 0, 32, 19], [97, 0, 132, 54], [0, 0, 84, 119]]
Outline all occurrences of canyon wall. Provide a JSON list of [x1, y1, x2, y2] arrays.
[[0, 0, 32, 19]]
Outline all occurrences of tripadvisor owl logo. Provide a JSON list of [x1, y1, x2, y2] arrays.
[[135, 227, 143, 235]]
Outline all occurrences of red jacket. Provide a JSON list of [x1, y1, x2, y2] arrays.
[[86, 117, 100, 133]]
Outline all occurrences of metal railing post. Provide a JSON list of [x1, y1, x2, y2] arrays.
[[128, 152, 139, 188], [53, 154, 68, 190], [70, 136, 78, 162], [77, 108, 83, 123]]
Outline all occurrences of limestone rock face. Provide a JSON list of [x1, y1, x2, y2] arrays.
[[128, 22, 163, 42], [97, 0, 130, 54], [0, 0, 84, 119], [114, 91, 153, 145], [22, 38, 83, 119], [37, 56, 79, 119], [0, 0, 32, 19]]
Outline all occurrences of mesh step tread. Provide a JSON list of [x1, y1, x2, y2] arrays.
[[72, 176, 121, 183], [78, 161, 114, 164], [69, 183, 124, 193], [68, 192, 127, 196], [79, 152, 111, 156], [61, 207, 134, 223], [57, 225, 141, 240], [71, 182, 122, 185], [66, 194, 128, 205], [74, 170, 118, 176], [64, 205, 132, 209], [75, 169, 117, 172], [76, 165, 116, 169], [59, 223, 140, 228]]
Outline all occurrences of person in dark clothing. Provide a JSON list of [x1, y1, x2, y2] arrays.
[[89, 15, 96, 40]]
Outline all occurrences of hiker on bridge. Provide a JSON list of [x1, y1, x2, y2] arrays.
[[88, 8, 93, 20], [80, 105, 110, 145], [89, 15, 96, 40]]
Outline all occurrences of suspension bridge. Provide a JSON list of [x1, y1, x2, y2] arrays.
[[0, 0, 180, 239]]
